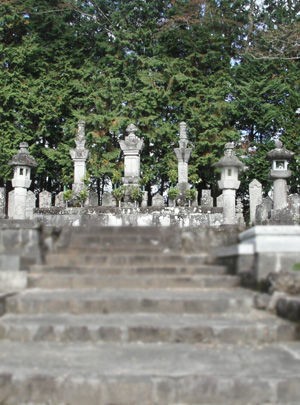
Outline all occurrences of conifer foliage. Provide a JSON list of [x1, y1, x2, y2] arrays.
[[0, 0, 299, 196]]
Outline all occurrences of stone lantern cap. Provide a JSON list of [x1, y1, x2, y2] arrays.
[[9, 142, 37, 167], [214, 142, 244, 169], [267, 140, 294, 161]]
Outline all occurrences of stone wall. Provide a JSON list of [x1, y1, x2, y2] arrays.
[[0, 220, 44, 289], [33, 206, 224, 228]]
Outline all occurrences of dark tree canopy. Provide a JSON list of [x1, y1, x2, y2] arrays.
[[0, 0, 299, 197]]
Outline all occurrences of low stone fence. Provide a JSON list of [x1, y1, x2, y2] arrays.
[[33, 206, 224, 228]]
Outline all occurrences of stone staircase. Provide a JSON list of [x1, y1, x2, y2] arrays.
[[0, 226, 300, 404]]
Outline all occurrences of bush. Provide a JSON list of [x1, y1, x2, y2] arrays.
[[128, 186, 143, 203], [168, 187, 179, 200], [112, 186, 126, 202]]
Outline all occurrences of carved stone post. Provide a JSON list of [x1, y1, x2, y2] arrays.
[[70, 120, 89, 194], [214, 142, 244, 225], [119, 124, 144, 186], [267, 140, 294, 211], [174, 122, 193, 192], [8, 142, 37, 219], [249, 179, 263, 225]]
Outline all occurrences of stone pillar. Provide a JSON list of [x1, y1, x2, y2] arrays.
[[8, 142, 37, 220], [0, 188, 6, 218], [174, 122, 193, 192], [267, 140, 294, 211], [70, 120, 89, 194], [25, 190, 36, 219], [249, 179, 262, 225], [119, 124, 144, 186], [214, 142, 244, 225]]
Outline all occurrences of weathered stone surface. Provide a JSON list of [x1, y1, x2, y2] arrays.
[[7, 190, 14, 219], [86, 191, 98, 207], [235, 197, 245, 226], [0, 220, 43, 274], [174, 122, 192, 186], [25, 190, 36, 219], [119, 124, 143, 186], [152, 194, 164, 207], [201, 189, 213, 207], [39, 190, 52, 208], [0, 188, 6, 219], [55, 191, 65, 208], [0, 342, 300, 404], [255, 196, 273, 224], [1, 224, 300, 404], [249, 179, 262, 225], [216, 194, 223, 208], [253, 293, 271, 310], [270, 194, 300, 224], [33, 206, 224, 227], [101, 191, 114, 207], [267, 271, 300, 295], [70, 121, 89, 194]]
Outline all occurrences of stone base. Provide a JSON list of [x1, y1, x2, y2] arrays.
[[215, 226, 300, 284], [33, 206, 224, 228]]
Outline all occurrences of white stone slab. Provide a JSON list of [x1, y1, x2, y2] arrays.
[[239, 226, 300, 253]]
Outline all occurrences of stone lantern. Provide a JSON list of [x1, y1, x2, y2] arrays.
[[174, 122, 193, 193], [70, 120, 89, 194], [119, 124, 144, 186], [214, 142, 244, 225], [267, 140, 294, 210], [8, 142, 37, 219]]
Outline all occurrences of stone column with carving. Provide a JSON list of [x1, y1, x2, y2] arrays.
[[267, 140, 294, 211], [214, 142, 244, 225], [249, 179, 263, 225], [174, 122, 193, 193], [8, 142, 37, 219], [70, 120, 89, 194], [119, 124, 144, 186]]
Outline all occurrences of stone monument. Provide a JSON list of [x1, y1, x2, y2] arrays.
[[214, 142, 244, 225], [267, 140, 294, 211], [39, 190, 52, 209], [70, 120, 89, 194], [8, 142, 37, 220], [119, 124, 144, 187], [249, 179, 263, 225], [174, 122, 193, 193]]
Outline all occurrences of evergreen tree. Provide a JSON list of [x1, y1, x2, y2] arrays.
[[0, 0, 299, 199]]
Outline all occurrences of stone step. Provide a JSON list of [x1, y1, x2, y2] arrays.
[[69, 225, 173, 235], [68, 234, 169, 246], [27, 273, 239, 289], [45, 252, 208, 266], [67, 227, 179, 245], [0, 341, 300, 404], [0, 312, 296, 344], [5, 288, 254, 315], [30, 263, 226, 275], [63, 244, 163, 253]]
